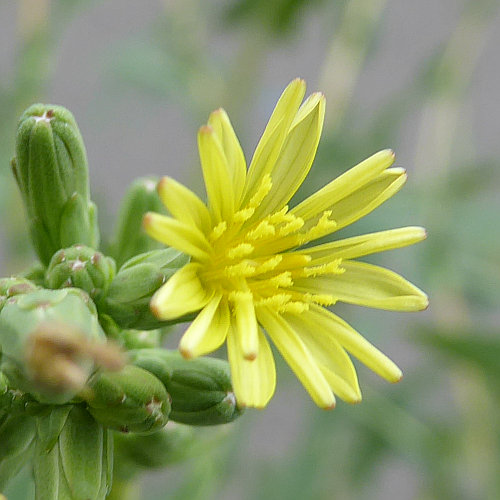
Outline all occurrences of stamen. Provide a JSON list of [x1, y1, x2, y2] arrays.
[[266, 272, 293, 288], [256, 293, 292, 309], [278, 217, 304, 236], [224, 261, 256, 277], [300, 259, 344, 277], [210, 221, 227, 241], [302, 293, 336, 306], [254, 255, 283, 274], [227, 243, 254, 259], [248, 174, 272, 208], [299, 211, 337, 243], [234, 207, 255, 222], [280, 301, 309, 314], [246, 220, 276, 240]]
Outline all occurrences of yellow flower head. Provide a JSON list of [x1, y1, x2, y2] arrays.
[[143, 79, 428, 409]]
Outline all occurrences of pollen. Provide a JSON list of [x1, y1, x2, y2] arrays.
[[248, 174, 272, 208], [210, 221, 227, 241], [227, 243, 255, 259]]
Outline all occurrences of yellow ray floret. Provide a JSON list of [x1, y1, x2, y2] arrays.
[[143, 79, 428, 409]]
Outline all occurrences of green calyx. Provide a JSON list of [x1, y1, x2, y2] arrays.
[[46, 245, 116, 301], [129, 349, 244, 426], [83, 365, 171, 434], [13, 104, 99, 265], [99, 248, 189, 330]]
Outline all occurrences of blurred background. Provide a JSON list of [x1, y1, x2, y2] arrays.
[[1, 0, 500, 499]]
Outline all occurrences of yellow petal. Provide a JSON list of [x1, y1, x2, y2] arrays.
[[150, 263, 213, 320], [285, 311, 361, 403], [179, 294, 229, 358], [227, 325, 276, 409], [307, 305, 402, 383], [291, 149, 396, 221], [208, 109, 247, 207], [231, 291, 259, 360], [253, 93, 325, 219], [157, 177, 211, 235], [293, 260, 429, 311], [242, 79, 306, 205], [198, 125, 235, 223], [302, 227, 427, 263], [143, 212, 212, 261], [299, 168, 407, 243], [257, 306, 335, 409]]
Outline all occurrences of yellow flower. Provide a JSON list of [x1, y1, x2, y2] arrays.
[[143, 79, 428, 409]]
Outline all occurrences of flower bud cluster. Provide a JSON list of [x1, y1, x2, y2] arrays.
[[1, 103, 244, 496]]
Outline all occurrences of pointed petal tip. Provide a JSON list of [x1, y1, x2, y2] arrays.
[[199, 125, 214, 135], [149, 298, 163, 319], [210, 107, 226, 116], [244, 352, 257, 361], [323, 402, 336, 410], [291, 77, 306, 86], [142, 211, 157, 232], [421, 294, 430, 310], [157, 176, 171, 193], [179, 345, 194, 360]]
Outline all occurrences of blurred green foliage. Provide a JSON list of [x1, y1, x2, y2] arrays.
[[1, 0, 499, 499]]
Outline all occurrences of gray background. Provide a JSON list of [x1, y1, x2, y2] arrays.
[[1, 1, 499, 499]]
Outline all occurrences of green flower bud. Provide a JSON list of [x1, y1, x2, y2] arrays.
[[46, 245, 116, 301], [129, 349, 243, 426], [99, 248, 189, 330], [0, 288, 123, 404], [13, 104, 99, 265], [84, 365, 171, 434], [33, 406, 112, 500], [108, 177, 166, 268], [0, 276, 38, 311], [114, 422, 195, 473]]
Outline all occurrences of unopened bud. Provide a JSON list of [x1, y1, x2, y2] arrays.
[[99, 248, 188, 330], [46, 245, 116, 301], [84, 365, 171, 434], [13, 104, 99, 265], [129, 349, 243, 426]]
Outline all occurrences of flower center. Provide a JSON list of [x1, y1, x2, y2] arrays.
[[198, 174, 343, 313]]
